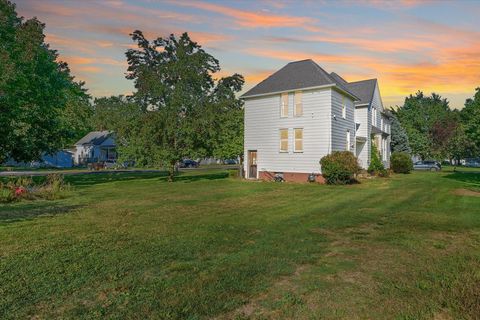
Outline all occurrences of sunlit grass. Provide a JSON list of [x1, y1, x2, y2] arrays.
[[1, 169, 479, 319]]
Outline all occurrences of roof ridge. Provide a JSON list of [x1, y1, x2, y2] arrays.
[[348, 78, 377, 84]]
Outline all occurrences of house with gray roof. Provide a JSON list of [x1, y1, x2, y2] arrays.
[[241, 59, 391, 182], [73, 131, 116, 165]]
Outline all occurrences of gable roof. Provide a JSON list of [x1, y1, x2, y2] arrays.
[[241, 59, 358, 99], [75, 131, 113, 146], [344, 79, 377, 106]]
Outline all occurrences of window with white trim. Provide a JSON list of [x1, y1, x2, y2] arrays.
[[281, 93, 288, 118], [294, 91, 303, 116], [342, 96, 346, 119], [279, 129, 288, 152], [346, 130, 351, 151], [294, 128, 303, 152]]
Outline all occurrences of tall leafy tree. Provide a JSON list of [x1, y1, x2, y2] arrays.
[[395, 91, 451, 159], [0, 0, 90, 162], [124, 31, 244, 180], [461, 87, 480, 154], [389, 113, 411, 154]]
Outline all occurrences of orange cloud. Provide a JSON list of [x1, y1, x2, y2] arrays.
[[170, 1, 319, 30]]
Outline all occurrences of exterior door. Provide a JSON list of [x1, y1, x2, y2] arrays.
[[248, 150, 257, 179]]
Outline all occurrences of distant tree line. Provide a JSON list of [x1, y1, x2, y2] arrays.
[[391, 90, 480, 163]]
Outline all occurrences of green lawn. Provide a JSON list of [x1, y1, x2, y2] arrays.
[[1, 169, 480, 319]]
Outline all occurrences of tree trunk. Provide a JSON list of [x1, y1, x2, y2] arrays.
[[168, 162, 176, 182]]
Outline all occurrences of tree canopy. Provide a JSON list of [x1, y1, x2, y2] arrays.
[[394, 89, 480, 162], [0, 0, 91, 162], [123, 31, 244, 180]]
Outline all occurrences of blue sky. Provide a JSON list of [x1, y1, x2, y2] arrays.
[[15, 0, 480, 108]]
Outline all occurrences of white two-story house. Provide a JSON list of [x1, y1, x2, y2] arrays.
[[242, 59, 390, 182]]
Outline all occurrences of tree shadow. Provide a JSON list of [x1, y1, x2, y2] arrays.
[[65, 171, 169, 187], [0, 202, 83, 224], [443, 171, 480, 188], [159, 171, 229, 183]]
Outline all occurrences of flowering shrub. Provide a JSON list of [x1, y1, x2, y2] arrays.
[[0, 174, 71, 203]]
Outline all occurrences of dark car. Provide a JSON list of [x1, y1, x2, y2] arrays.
[[179, 159, 199, 168], [413, 160, 441, 171], [223, 159, 238, 165]]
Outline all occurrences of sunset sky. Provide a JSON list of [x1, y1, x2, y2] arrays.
[[15, 0, 480, 109]]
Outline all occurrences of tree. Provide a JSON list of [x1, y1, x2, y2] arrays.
[[124, 31, 244, 181], [395, 91, 451, 160], [389, 113, 411, 154], [461, 87, 480, 154], [0, 1, 90, 162]]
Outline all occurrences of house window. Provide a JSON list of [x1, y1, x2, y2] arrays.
[[372, 107, 377, 126], [281, 92, 288, 118], [294, 91, 303, 116], [381, 117, 384, 131], [342, 96, 346, 119], [346, 130, 351, 151], [294, 128, 303, 152], [280, 129, 288, 152]]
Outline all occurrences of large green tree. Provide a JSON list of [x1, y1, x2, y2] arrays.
[[124, 31, 244, 180], [395, 91, 451, 159], [0, 0, 90, 162], [461, 87, 480, 154]]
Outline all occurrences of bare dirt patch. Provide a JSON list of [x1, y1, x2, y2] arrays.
[[452, 188, 480, 197]]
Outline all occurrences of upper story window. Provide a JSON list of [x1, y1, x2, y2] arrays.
[[279, 129, 288, 152], [342, 96, 346, 119], [294, 128, 303, 152], [372, 107, 377, 126], [381, 117, 384, 131], [281, 93, 288, 118], [294, 91, 303, 117]]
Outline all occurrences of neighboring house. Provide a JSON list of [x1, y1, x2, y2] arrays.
[[3, 150, 74, 168], [74, 131, 116, 165], [241, 59, 391, 182]]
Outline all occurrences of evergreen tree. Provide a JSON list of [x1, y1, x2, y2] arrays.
[[390, 113, 411, 154]]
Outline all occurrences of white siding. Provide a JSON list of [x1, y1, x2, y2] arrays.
[[331, 89, 356, 152], [355, 106, 370, 169], [244, 88, 332, 175]]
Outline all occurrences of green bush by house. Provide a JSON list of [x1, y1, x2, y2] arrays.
[[320, 151, 361, 185], [391, 152, 413, 173], [368, 144, 386, 175]]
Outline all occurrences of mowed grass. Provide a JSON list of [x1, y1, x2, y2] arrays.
[[1, 168, 480, 319]]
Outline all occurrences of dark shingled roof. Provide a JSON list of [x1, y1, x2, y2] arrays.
[[75, 131, 114, 146], [241, 59, 358, 99], [344, 79, 377, 106]]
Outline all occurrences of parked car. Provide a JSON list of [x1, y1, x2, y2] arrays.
[[413, 160, 441, 171], [465, 159, 480, 168], [179, 159, 199, 168], [223, 159, 238, 165]]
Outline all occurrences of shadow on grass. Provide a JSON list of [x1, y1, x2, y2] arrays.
[[66, 171, 169, 187], [0, 202, 83, 224], [159, 171, 229, 183], [443, 171, 480, 189], [66, 171, 229, 187]]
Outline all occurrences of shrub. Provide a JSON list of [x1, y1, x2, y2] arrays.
[[391, 152, 413, 173], [38, 174, 71, 200], [320, 151, 361, 185], [368, 144, 385, 175], [0, 187, 15, 203]]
